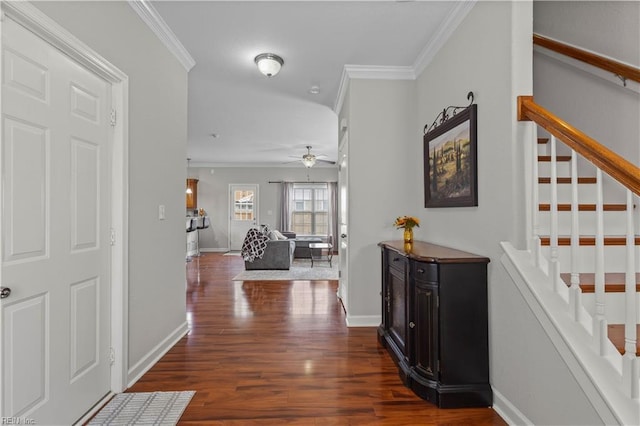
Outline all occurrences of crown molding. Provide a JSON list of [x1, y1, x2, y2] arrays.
[[343, 64, 416, 80], [333, 0, 477, 114], [413, 0, 476, 76], [333, 66, 351, 114], [333, 65, 415, 113], [128, 0, 195, 71]]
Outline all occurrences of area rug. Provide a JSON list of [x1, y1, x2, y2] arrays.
[[232, 258, 338, 281], [88, 391, 195, 425]]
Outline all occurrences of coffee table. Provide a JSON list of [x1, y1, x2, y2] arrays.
[[308, 243, 333, 267]]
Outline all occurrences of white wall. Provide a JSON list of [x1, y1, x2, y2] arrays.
[[535, 1, 640, 66], [33, 1, 189, 383], [193, 166, 338, 251], [533, 1, 640, 173], [339, 79, 417, 323]]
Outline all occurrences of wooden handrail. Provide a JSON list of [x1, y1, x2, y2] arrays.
[[534, 34, 640, 84], [518, 96, 640, 196]]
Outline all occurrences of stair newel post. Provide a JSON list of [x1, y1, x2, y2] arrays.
[[623, 189, 639, 398], [569, 149, 582, 321], [531, 125, 541, 267], [549, 136, 561, 291], [593, 168, 608, 355]]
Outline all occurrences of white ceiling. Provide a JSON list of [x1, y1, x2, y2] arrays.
[[149, 1, 463, 168]]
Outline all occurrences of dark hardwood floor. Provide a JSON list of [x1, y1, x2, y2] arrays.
[[128, 253, 506, 425]]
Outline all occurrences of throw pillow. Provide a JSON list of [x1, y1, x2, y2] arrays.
[[272, 230, 287, 240], [268, 229, 287, 240]]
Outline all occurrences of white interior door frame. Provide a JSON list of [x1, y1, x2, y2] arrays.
[[0, 1, 130, 398]]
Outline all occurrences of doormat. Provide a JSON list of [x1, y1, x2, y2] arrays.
[[88, 391, 195, 425]]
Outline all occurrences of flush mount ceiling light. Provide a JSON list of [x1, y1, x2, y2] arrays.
[[254, 53, 284, 77]]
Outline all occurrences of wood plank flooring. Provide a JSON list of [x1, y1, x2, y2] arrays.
[[128, 253, 506, 425]]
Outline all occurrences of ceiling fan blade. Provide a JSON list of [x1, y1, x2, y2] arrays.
[[316, 159, 336, 165]]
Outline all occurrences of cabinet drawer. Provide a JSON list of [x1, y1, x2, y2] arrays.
[[413, 262, 437, 283], [387, 250, 407, 273]]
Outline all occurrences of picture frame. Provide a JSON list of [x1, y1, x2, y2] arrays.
[[424, 104, 477, 207]]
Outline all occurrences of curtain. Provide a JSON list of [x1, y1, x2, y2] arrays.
[[278, 182, 293, 232], [328, 182, 338, 246]]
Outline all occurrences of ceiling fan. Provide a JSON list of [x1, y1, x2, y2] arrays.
[[291, 146, 336, 168]]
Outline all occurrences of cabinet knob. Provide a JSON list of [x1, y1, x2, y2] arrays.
[[409, 321, 415, 329], [393, 257, 400, 262], [417, 268, 425, 274]]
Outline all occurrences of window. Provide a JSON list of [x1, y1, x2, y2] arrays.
[[291, 183, 328, 236], [233, 190, 254, 221]]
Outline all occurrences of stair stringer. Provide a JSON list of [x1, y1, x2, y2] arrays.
[[501, 241, 640, 426]]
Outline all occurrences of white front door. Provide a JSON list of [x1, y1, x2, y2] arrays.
[[338, 132, 349, 309], [229, 184, 259, 251], [1, 17, 112, 424]]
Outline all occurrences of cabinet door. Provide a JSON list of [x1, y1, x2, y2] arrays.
[[186, 178, 198, 209], [387, 260, 408, 359], [413, 282, 439, 380]]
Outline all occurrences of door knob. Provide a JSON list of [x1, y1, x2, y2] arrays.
[[0, 287, 11, 299], [341, 233, 347, 238]]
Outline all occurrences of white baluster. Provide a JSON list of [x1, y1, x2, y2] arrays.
[[569, 149, 582, 321], [549, 136, 560, 291], [532, 126, 541, 267], [623, 189, 639, 398], [593, 169, 607, 355]]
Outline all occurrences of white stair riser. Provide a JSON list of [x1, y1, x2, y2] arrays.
[[581, 292, 640, 324], [539, 183, 598, 203], [538, 161, 572, 177], [538, 210, 634, 235], [541, 245, 640, 273]]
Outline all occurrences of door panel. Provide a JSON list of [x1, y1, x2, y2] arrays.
[[3, 294, 47, 416], [1, 17, 111, 423], [2, 117, 48, 262]]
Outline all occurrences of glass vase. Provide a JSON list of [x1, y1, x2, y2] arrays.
[[403, 227, 413, 243]]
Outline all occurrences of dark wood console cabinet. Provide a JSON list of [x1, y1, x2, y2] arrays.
[[378, 240, 492, 408]]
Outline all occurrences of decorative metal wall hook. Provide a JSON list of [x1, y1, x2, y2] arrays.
[[424, 91, 475, 134]]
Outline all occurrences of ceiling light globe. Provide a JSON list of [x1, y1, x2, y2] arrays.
[[302, 154, 316, 168], [255, 53, 284, 77]]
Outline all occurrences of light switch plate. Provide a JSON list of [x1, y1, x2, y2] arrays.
[[158, 204, 166, 220]]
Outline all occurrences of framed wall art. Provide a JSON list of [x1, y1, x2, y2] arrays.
[[423, 95, 477, 208]]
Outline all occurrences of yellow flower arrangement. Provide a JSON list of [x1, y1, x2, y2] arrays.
[[393, 215, 420, 230]]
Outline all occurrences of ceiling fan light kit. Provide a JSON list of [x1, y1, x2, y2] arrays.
[[254, 53, 284, 77], [302, 153, 316, 168]]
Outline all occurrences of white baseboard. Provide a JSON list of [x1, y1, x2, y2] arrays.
[[492, 387, 533, 426], [126, 321, 189, 387], [345, 314, 380, 327]]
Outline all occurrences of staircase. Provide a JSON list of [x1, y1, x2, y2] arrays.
[[498, 32, 640, 425], [536, 136, 640, 356], [500, 97, 640, 425]]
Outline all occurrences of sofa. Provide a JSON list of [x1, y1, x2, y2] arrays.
[[244, 238, 296, 270]]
